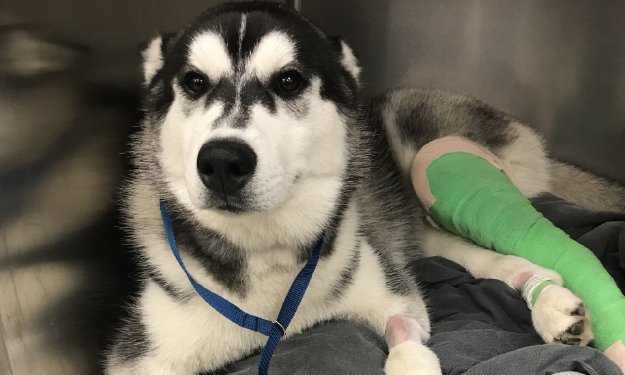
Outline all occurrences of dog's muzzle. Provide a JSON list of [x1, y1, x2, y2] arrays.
[[197, 140, 257, 195]]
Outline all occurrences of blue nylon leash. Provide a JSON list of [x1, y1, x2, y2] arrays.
[[159, 199, 323, 375]]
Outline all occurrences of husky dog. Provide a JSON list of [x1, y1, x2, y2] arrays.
[[105, 2, 625, 374]]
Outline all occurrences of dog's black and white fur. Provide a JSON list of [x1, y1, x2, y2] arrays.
[[105, 3, 625, 374]]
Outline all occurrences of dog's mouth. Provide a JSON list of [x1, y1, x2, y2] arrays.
[[214, 201, 248, 214], [205, 193, 253, 214], [195, 172, 302, 214]]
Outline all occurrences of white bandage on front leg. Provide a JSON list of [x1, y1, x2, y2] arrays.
[[384, 316, 442, 375], [521, 274, 555, 309]]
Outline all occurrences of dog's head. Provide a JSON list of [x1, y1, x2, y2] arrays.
[[138, 2, 361, 215]]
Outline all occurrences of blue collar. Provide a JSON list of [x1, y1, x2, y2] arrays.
[[159, 199, 324, 375]]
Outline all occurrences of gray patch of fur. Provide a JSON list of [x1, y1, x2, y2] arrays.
[[549, 161, 625, 212]]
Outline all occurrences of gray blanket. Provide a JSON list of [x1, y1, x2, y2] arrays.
[[218, 194, 625, 375]]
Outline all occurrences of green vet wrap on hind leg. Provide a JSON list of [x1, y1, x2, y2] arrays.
[[411, 137, 625, 369]]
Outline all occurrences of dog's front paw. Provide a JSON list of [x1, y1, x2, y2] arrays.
[[385, 341, 442, 375], [532, 285, 593, 345]]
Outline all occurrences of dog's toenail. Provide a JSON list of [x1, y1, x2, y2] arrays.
[[560, 337, 582, 345], [572, 305, 585, 316]]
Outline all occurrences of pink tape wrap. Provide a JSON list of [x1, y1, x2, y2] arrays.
[[605, 340, 625, 372], [410, 136, 505, 211]]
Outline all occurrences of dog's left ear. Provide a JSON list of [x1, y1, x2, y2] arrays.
[[138, 33, 175, 85], [331, 36, 361, 87]]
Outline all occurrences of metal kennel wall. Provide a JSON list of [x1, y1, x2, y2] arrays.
[[302, 0, 625, 182]]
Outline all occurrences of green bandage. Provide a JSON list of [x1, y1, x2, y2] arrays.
[[420, 150, 625, 354]]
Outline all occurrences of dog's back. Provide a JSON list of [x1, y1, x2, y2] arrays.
[[366, 88, 625, 213]]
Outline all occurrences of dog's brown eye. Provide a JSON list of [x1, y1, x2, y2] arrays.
[[183, 72, 207, 95], [274, 71, 303, 96]]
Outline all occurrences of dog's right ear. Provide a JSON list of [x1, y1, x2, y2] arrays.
[[138, 33, 174, 85], [329, 36, 361, 88]]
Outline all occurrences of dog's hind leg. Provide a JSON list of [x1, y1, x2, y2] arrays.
[[384, 315, 442, 375], [402, 122, 594, 346]]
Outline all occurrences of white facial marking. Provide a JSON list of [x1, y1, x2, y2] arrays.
[[160, 86, 226, 207], [142, 36, 163, 83], [246, 31, 296, 81], [189, 32, 233, 81]]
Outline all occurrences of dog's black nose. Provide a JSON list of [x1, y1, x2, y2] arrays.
[[197, 140, 257, 195]]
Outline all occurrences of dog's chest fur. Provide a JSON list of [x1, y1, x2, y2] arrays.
[[123, 176, 415, 373]]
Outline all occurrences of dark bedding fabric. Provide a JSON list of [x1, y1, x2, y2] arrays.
[[220, 194, 625, 375], [530, 194, 625, 293]]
